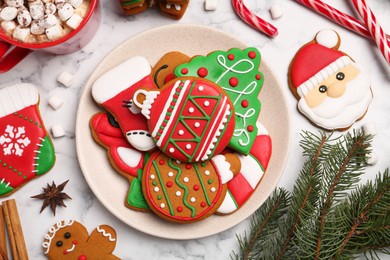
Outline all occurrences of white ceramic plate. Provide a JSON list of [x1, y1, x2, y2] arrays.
[[76, 24, 291, 240]]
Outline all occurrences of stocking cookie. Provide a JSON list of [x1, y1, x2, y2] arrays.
[[43, 220, 119, 259], [175, 47, 264, 155], [0, 83, 55, 197], [92, 56, 157, 152], [142, 151, 240, 223], [133, 77, 235, 163], [217, 122, 272, 215], [288, 29, 372, 130]]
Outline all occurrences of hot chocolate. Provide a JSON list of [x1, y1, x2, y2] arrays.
[[0, 0, 90, 44]]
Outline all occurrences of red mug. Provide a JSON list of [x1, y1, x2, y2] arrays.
[[0, 0, 101, 73]]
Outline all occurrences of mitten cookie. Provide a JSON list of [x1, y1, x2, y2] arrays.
[[43, 220, 119, 259], [0, 84, 55, 197], [142, 151, 240, 223], [217, 122, 272, 214], [92, 56, 157, 151], [133, 77, 235, 163], [288, 29, 372, 130], [175, 48, 264, 155]]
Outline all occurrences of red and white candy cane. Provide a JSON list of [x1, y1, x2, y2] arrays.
[[231, 0, 278, 37], [352, 0, 390, 65], [295, 0, 390, 45]]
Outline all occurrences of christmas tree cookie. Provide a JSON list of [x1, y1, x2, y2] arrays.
[[0, 83, 55, 197], [175, 48, 264, 155]]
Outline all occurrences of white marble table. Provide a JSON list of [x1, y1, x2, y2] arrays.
[[0, 0, 389, 259]]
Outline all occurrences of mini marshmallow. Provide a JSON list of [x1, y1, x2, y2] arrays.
[[12, 25, 30, 41], [366, 152, 379, 165], [4, 0, 24, 8], [44, 2, 56, 14], [270, 3, 283, 20], [204, 0, 217, 11], [65, 13, 81, 29], [45, 23, 63, 40], [39, 13, 57, 28], [30, 20, 45, 34], [362, 122, 377, 136], [17, 9, 32, 27], [29, 1, 45, 20], [57, 2, 73, 21], [57, 71, 74, 87], [1, 20, 16, 34], [51, 124, 65, 138], [48, 95, 63, 110], [0, 6, 18, 21], [42, 0, 53, 3], [69, 0, 82, 8]]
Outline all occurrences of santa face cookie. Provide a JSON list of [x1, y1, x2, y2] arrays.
[[43, 220, 119, 259], [92, 56, 157, 151], [288, 29, 372, 130], [175, 48, 264, 155], [133, 77, 235, 163], [142, 151, 240, 223], [0, 84, 55, 197]]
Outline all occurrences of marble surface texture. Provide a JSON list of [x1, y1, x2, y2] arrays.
[[0, 0, 390, 259]]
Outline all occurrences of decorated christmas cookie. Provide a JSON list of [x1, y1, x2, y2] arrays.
[[175, 47, 264, 155], [0, 83, 55, 197], [142, 151, 240, 223], [92, 56, 157, 151], [90, 112, 145, 181], [119, 0, 148, 15], [288, 29, 372, 130], [43, 220, 119, 259], [158, 0, 190, 20], [151, 51, 190, 89], [217, 122, 272, 215], [133, 77, 235, 163]]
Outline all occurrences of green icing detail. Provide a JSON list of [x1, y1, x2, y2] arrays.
[[227, 190, 239, 209], [201, 162, 206, 167], [122, 0, 142, 6], [153, 161, 174, 216], [3, 163, 7, 167], [194, 163, 211, 206], [126, 178, 149, 210], [35, 136, 55, 175], [23, 176, 27, 179], [169, 158, 196, 217], [19, 114, 23, 118], [24, 117, 28, 120], [18, 172, 22, 176], [208, 179, 213, 184], [0, 181, 14, 196], [157, 195, 162, 200], [8, 166, 12, 169], [152, 180, 157, 186], [175, 47, 264, 155]]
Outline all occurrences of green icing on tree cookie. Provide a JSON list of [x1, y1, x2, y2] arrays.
[[175, 47, 264, 154], [35, 136, 56, 175], [127, 169, 149, 210]]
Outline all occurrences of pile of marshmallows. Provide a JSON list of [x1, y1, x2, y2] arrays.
[[0, 0, 85, 42]]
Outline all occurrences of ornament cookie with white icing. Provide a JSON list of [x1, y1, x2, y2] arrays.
[[92, 56, 157, 152], [142, 151, 240, 223], [43, 220, 119, 260], [288, 29, 372, 130], [0, 83, 55, 197], [133, 77, 235, 163]]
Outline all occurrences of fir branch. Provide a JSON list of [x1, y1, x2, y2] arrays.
[[232, 188, 290, 260]]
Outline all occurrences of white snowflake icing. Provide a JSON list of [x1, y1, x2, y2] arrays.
[[0, 125, 31, 156]]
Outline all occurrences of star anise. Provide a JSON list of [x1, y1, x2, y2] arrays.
[[31, 180, 72, 216]]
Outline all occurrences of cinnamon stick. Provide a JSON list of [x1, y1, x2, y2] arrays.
[[0, 205, 7, 260], [3, 200, 28, 260]]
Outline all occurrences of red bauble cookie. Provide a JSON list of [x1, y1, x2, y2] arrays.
[[133, 77, 235, 163]]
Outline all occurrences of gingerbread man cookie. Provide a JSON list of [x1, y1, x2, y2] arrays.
[[43, 220, 119, 259], [288, 29, 372, 130]]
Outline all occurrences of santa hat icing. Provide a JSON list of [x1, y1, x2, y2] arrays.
[[291, 29, 353, 98]]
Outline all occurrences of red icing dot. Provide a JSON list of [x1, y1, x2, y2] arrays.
[[173, 94, 179, 100], [229, 77, 239, 87], [166, 181, 173, 188], [177, 206, 183, 212], [247, 125, 254, 132], [159, 159, 165, 165], [248, 51, 256, 59], [167, 107, 173, 113], [241, 100, 249, 108], [185, 164, 191, 170], [78, 256, 87, 260], [197, 67, 208, 77], [155, 135, 160, 140], [227, 54, 235, 60], [181, 68, 188, 75], [200, 202, 206, 207], [193, 185, 200, 191], [256, 74, 262, 80], [162, 121, 167, 127]]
